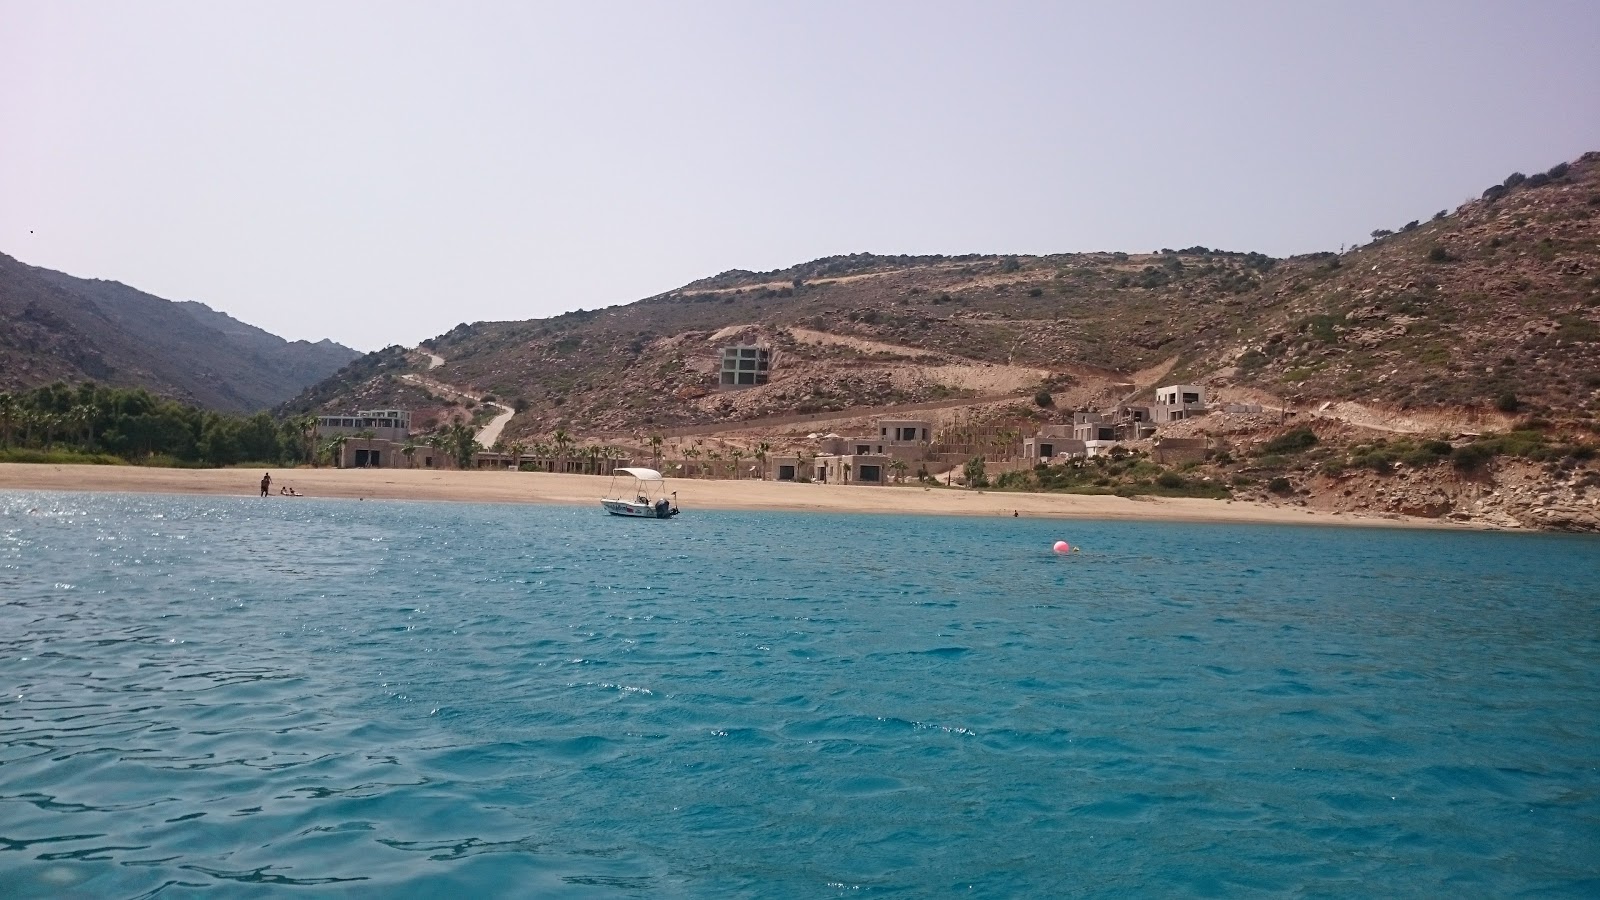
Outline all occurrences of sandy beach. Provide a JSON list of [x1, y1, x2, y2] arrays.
[[0, 463, 1460, 529]]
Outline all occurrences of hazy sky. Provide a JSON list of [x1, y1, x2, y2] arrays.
[[3, 1, 1598, 351]]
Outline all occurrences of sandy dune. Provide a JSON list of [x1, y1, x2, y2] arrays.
[[0, 464, 1455, 529]]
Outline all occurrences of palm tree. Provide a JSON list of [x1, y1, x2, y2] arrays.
[[354, 428, 378, 466], [508, 440, 527, 470], [553, 428, 574, 473], [39, 411, 61, 450], [297, 415, 319, 466], [890, 459, 908, 483], [530, 440, 551, 472], [706, 450, 723, 479], [401, 441, 419, 468], [426, 433, 448, 468], [0, 392, 14, 448], [754, 442, 771, 480], [729, 448, 745, 480], [648, 434, 664, 469], [683, 446, 701, 478], [325, 434, 350, 467], [447, 422, 478, 469], [68, 403, 96, 451], [585, 444, 603, 475]]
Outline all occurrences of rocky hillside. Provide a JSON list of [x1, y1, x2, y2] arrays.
[[1174, 155, 1600, 419], [287, 152, 1600, 530], [0, 254, 360, 412], [302, 152, 1598, 439]]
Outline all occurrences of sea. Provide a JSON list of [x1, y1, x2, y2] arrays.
[[2, 490, 1598, 898]]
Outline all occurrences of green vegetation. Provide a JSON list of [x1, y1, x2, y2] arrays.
[[1315, 431, 1594, 476], [0, 448, 127, 465], [1333, 437, 1454, 473], [984, 455, 1230, 499], [0, 382, 313, 467], [1261, 428, 1319, 454], [1295, 313, 1345, 344], [963, 456, 989, 488]]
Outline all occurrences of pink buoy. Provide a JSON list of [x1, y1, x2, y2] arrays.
[[1053, 540, 1071, 554]]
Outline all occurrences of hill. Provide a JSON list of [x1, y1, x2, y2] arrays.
[[0, 254, 360, 412], [294, 152, 1599, 435], [284, 153, 1600, 530]]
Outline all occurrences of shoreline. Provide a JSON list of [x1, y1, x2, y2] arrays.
[[0, 462, 1470, 530]]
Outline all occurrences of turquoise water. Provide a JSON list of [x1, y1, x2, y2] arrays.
[[2, 491, 1598, 898]]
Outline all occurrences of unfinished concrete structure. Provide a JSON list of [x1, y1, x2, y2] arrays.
[[770, 454, 805, 482], [1072, 412, 1118, 442], [315, 409, 412, 442], [1023, 425, 1088, 463], [1107, 404, 1156, 439], [877, 418, 932, 445], [814, 417, 934, 465], [331, 436, 441, 469], [1152, 384, 1207, 424], [812, 453, 892, 485], [719, 344, 771, 387]]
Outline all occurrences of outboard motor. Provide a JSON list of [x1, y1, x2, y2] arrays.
[[655, 497, 671, 518]]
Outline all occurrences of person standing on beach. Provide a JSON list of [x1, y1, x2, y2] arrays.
[[260, 472, 272, 497]]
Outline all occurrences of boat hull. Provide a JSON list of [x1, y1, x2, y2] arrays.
[[601, 499, 677, 518]]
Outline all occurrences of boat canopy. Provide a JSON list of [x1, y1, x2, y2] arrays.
[[614, 467, 664, 482]]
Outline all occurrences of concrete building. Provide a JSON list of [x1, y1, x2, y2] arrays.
[[877, 418, 932, 445], [1107, 404, 1157, 440], [1073, 412, 1118, 442], [332, 437, 439, 469], [813, 453, 892, 485], [719, 344, 771, 387], [813, 416, 934, 466], [316, 409, 412, 442], [1152, 384, 1207, 424], [1023, 425, 1088, 463], [770, 454, 805, 482]]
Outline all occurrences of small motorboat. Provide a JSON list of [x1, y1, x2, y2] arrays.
[[600, 467, 679, 519]]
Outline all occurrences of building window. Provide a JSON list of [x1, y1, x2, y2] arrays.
[[858, 465, 881, 482], [720, 345, 769, 387], [1041, 443, 1054, 458]]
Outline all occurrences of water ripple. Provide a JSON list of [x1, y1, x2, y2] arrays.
[[1, 491, 1598, 897]]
